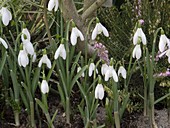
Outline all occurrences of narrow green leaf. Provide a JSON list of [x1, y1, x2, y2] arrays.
[[0, 51, 7, 75], [32, 67, 41, 93], [70, 65, 88, 94], [57, 84, 66, 110], [35, 98, 48, 114], [10, 70, 19, 99]]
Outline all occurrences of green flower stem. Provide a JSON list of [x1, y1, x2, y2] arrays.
[[66, 97, 70, 124], [45, 113, 54, 128], [112, 81, 120, 128], [30, 101, 35, 127], [14, 99, 20, 126], [168, 88, 170, 124], [149, 92, 157, 128]]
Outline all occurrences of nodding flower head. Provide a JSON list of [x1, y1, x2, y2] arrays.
[[0, 7, 12, 26]]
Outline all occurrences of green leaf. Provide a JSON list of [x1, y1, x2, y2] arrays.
[[10, 70, 19, 100], [70, 65, 88, 95], [35, 98, 48, 114], [32, 67, 41, 94], [0, 51, 7, 75], [57, 83, 66, 110]]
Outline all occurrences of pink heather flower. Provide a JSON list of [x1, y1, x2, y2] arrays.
[[94, 42, 109, 64]]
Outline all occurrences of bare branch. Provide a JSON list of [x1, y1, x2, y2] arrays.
[[82, 0, 106, 21], [61, 0, 82, 27]]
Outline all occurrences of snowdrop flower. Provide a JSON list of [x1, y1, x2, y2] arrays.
[[159, 34, 170, 52], [0, 7, 12, 26], [23, 39, 34, 55], [133, 28, 146, 45], [92, 22, 109, 40], [0, 37, 8, 49], [132, 44, 142, 60], [32, 52, 36, 62], [89, 63, 98, 77], [41, 80, 49, 94], [101, 63, 108, 76], [95, 84, 104, 100], [54, 43, 66, 60], [118, 66, 127, 79], [77, 67, 85, 77], [48, 0, 59, 12], [105, 66, 118, 82], [21, 28, 31, 42], [18, 50, 29, 67], [166, 49, 170, 63], [70, 27, 84, 46], [38, 53, 51, 69]]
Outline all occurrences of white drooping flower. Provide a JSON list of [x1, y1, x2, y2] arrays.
[[132, 44, 142, 60], [21, 28, 31, 42], [95, 84, 104, 100], [101, 63, 108, 76], [166, 49, 170, 63], [54, 44, 66, 60], [0, 7, 12, 26], [89, 63, 98, 77], [48, 0, 59, 12], [92, 23, 109, 40], [32, 52, 36, 62], [18, 50, 29, 67], [118, 66, 127, 79], [133, 28, 146, 45], [105, 66, 118, 82], [159, 34, 170, 52], [23, 39, 34, 55], [41, 80, 49, 94], [0, 37, 8, 49], [70, 27, 84, 46], [77, 67, 85, 77], [38, 54, 51, 69]]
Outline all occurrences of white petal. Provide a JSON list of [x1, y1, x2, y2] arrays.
[[135, 45, 142, 60], [140, 29, 147, 45], [112, 69, 118, 82], [118, 66, 126, 79], [0, 37, 8, 49], [18, 50, 29, 67], [1, 7, 12, 26], [43, 55, 52, 69], [101, 23, 109, 37], [54, 46, 60, 60], [70, 29, 78, 45], [159, 35, 167, 52], [166, 49, 170, 57], [95, 84, 104, 100], [77, 67, 84, 77], [23, 40, 34, 55], [60, 44, 66, 60], [133, 29, 140, 45], [54, 0, 59, 12], [133, 45, 141, 60], [104, 66, 114, 81], [38, 58, 43, 67], [168, 57, 170, 63], [101, 64, 108, 76], [76, 28, 84, 41], [41, 80, 49, 94], [48, 0, 55, 11], [89, 63, 95, 77], [32, 52, 36, 62], [21, 28, 31, 42], [92, 25, 98, 40]]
